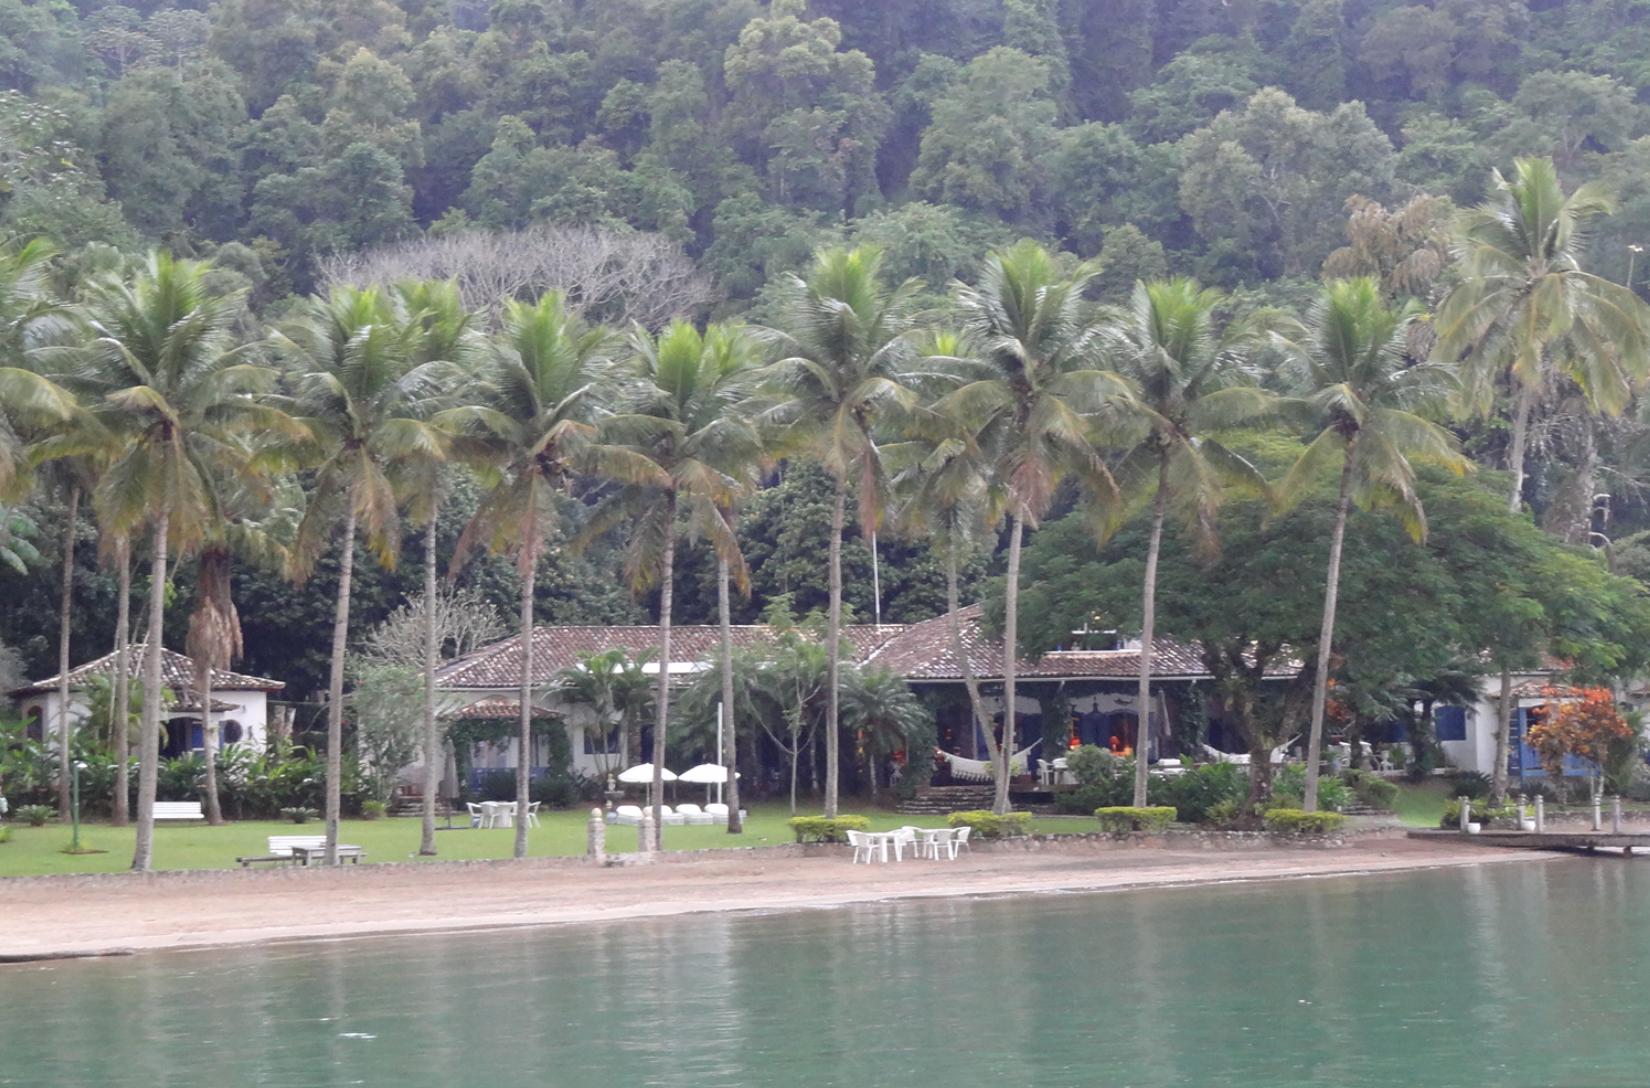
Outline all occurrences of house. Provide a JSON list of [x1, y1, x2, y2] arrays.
[[12, 645, 286, 758]]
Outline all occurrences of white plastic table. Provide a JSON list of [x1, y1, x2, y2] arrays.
[[480, 801, 515, 828]]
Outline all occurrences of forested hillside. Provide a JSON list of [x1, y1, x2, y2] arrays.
[[4, 0, 1650, 697]]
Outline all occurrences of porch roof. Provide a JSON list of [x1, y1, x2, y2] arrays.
[[12, 644, 285, 698]]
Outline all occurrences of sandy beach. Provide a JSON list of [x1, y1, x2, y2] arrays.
[[0, 835, 1550, 962]]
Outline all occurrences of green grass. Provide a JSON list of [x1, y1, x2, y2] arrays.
[[0, 804, 1095, 877], [1391, 780, 1451, 828]]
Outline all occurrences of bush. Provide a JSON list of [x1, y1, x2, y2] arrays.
[[1055, 780, 1131, 814], [1094, 806, 1176, 834], [1440, 799, 1519, 829], [1263, 809, 1347, 835], [787, 815, 870, 843], [1205, 798, 1249, 827], [1444, 770, 1492, 800], [360, 799, 387, 820], [157, 753, 205, 801], [0, 823, 10, 843], [1157, 762, 1247, 824], [280, 806, 319, 824], [1270, 763, 1349, 812], [947, 809, 1032, 838], [1065, 745, 1128, 787], [1342, 769, 1398, 811], [16, 804, 51, 827]]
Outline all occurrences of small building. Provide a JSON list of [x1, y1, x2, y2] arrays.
[[12, 645, 286, 758]]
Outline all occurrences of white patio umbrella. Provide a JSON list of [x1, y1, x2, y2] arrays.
[[616, 763, 678, 784], [678, 763, 740, 804]]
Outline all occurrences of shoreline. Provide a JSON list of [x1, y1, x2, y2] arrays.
[[0, 836, 1553, 963]]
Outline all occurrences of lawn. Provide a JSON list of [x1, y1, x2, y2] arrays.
[[1391, 780, 1451, 827], [0, 804, 1095, 877]]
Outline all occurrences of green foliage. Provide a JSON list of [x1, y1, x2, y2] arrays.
[[1440, 798, 1518, 829], [1155, 763, 1248, 824], [1272, 763, 1350, 813], [0, 822, 10, 843], [946, 810, 1032, 838], [16, 803, 52, 826], [1065, 744, 1127, 787], [787, 814, 869, 843], [1094, 806, 1176, 833], [360, 799, 387, 820], [280, 806, 318, 824], [1342, 769, 1399, 812], [1263, 809, 1347, 835], [1445, 771, 1492, 800]]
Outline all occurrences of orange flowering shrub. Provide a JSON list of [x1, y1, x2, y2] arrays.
[[1523, 687, 1635, 777]]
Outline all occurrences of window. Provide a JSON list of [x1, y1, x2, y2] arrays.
[[1435, 706, 1467, 742], [584, 726, 620, 755], [220, 720, 244, 745]]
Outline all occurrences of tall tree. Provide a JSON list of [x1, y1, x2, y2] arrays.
[[277, 286, 450, 864], [53, 252, 272, 871], [585, 320, 757, 839], [1434, 157, 1650, 514], [448, 293, 616, 859], [946, 240, 1130, 813], [1274, 278, 1466, 812], [1100, 278, 1273, 807], [758, 247, 919, 818]]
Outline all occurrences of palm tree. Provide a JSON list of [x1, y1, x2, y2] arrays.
[[1100, 279, 1274, 807], [51, 251, 273, 871], [758, 247, 920, 818], [277, 286, 452, 864], [395, 279, 481, 857], [584, 320, 758, 841], [946, 240, 1132, 814], [1434, 157, 1650, 513], [0, 238, 76, 497], [447, 293, 618, 859], [840, 665, 930, 799], [1274, 278, 1467, 812]]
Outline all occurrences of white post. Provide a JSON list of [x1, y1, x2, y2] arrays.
[[1517, 793, 1527, 828], [1458, 795, 1470, 833], [1612, 794, 1622, 834], [587, 807, 606, 863], [716, 701, 725, 806], [1535, 794, 1545, 833], [1592, 789, 1603, 831], [640, 808, 656, 854]]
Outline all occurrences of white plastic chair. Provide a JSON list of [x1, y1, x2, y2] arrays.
[[846, 829, 876, 864], [466, 802, 486, 828], [526, 800, 542, 828], [890, 826, 919, 861], [952, 826, 972, 857]]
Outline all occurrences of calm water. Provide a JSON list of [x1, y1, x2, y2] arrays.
[[4, 860, 1649, 1087]]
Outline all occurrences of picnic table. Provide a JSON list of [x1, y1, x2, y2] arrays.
[[288, 843, 365, 866]]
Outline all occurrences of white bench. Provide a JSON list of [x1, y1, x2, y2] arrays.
[[238, 834, 324, 867], [154, 801, 204, 821]]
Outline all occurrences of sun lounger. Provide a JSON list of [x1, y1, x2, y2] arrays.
[[611, 805, 644, 826], [674, 803, 716, 825], [704, 803, 748, 820]]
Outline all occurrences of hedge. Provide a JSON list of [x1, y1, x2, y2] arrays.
[[787, 815, 870, 843], [1262, 809, 1347, 835], [1094, 806, 1177, 834], [946, 810, 1032, 838]]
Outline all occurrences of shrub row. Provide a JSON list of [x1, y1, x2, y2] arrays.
[[1262, 809, 1347, 835], [947, 810, 1031, 839], [1094, 806, 1177, 834], [787, 815, 870, 843]]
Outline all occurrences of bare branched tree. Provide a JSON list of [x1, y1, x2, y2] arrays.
[[318, 225, 718, 328], [358, 585, 509, 672]]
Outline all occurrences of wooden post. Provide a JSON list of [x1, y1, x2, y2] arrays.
[[1612, 795, 1622, 835], [587, 807, 606, 864], [640, 809, 655, 854], [1535, 794, 1545, 833], [1458, 795, 1470, 833]]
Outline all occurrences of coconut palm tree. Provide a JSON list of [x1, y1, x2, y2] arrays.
[[757, 247, 921, 818], [0, 238, 77, 497], [49, 251, 274, 871], [1099, 278, 1275, 807], [1434, 157, 1650, 513], [394, 279, 482, 857], [946, 240, 1133, 814], [583, 320, 759, 840], [276, 286, 453, 864], [1274, 278, 1467, 812], [446, 293, 621, 859]]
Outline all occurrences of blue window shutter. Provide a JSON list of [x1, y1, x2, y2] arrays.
[[1435, 706, 1467, 742]]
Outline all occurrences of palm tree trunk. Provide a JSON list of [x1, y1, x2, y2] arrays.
[[717, 551, 742, 834], [324, 503, 357, 866], [1571, 413, 1599, 547], [111, 536, 131, 827], [650, 493, 677, 848], [1507, 383, 1537, 513], [1491, 665, 1514, 806], [947, 534, 999, 767], [56, 485, 78, 821], [131, 512, 167, 872], [997, 514, 1025, 816], [515, 509, 537, 861], [789, 719, 800, 815], [1133, 462, 1169, 808], [420, 506, 441, 856], [824, 475, 846, 818], [199, 656, 223, 824], [1303, 454, 1355, 813]]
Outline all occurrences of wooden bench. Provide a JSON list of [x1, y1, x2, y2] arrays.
[[154, 801, 205, 821], [237, 834, 325, 868]]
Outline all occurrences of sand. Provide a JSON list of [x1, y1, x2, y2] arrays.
[[0, 835, 1552, 963]]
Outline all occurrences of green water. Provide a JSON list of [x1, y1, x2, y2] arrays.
[[4, 860, 1648, 1086]]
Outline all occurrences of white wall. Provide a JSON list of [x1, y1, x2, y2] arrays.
[[18, 689, 271, 751]]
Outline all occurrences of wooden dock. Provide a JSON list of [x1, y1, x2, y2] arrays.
[[1408, 829, 1650, 853]]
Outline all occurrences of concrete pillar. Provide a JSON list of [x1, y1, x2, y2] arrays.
[[640, 809, 656, 854], [1458, 795, 1471, 832], [1612, 795, 1623, 834], [1592, 792, 1603, 831], [1535, 794, 1545, 833], [587, 807, 606, 863], [1517, 793, 1527, 828]]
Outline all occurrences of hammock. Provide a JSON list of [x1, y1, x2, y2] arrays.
[[1202, 739, 1296, 766], [938, 741, 1041, 783]]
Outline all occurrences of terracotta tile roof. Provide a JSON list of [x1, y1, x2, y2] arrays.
[[13, 644, 285, 697], [1509, 681, 1585, 700], [435, 624, 905, 690], [862, 604, 1281, 682], [451, 698, 523, 719]]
